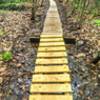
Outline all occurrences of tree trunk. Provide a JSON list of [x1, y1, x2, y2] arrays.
[[31, 0, 37, 20]]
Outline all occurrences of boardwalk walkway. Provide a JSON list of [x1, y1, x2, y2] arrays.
[[29, 0, 73, 99]]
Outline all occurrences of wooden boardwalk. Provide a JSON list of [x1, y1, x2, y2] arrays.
[[29, 0, 73, 99]]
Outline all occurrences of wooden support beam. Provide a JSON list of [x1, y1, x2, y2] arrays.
[[92, 51, 100, 64], [29, 37, 76, 45], [30, 37, 40, 44], [64, 37, 76, 44]]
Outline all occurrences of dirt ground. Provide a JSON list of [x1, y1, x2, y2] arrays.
[[0, 0, 100, 100], [0, 1, 49, 100], [56, 0, 100, 100]]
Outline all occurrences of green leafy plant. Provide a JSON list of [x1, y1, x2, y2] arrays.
[[2, 51, 13, 61], [93, 19, 100, 26]]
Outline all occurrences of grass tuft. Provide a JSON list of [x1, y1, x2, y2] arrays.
[[2, 51, 13, 61]]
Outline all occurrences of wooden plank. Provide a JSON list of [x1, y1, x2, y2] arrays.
[[47, 12, 59, 17], [39, 42, 64, 46], [44, 25, 62, 30], [34, 65, 70, 73], [44, 20, 59, 26], [32, 73, 71, 82], [36, 58, 68, 64], [40, 38, 63, 42], [30, 83, 72, 93], [64, 37, 76, 44], [29, 94, 73, 100], [37, 52, 67, 57], [38, 46, 66, 51], [40, 35, 62, 38], [30, 37, 40, 43]]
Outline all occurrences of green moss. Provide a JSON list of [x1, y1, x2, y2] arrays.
[[2, 51, 13, 61]]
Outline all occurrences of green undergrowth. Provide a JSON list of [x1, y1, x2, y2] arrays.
[[0, 10, 12, 13], [0, 0, 32, 11], [0, 3, 27, 11], [91, 19, 100, 35], [92, 19, 100, 26], [1, 51, 13, 61], [0, 0, 32, 4], [0, 29, 5, 36]]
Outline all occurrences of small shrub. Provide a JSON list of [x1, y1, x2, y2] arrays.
[[2, 51, 13, 61], [0, 3, 26, 11], [93, 19, 100, 26]]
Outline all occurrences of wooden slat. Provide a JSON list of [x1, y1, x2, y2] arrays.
[[32, 73, 71, 82], [29, 94, 73, 100], [30, 83, 72, 93], [46, 12, 59, 17], [34, 65, 70, 73], [40, 38, 63, 42], [37, 52, 67, 57], [44, 21, 59, 25], [36, 58, 68, 64], [39, 42, 64, 46], [38, 46, 66, 52], [41, 35, 62, 38]]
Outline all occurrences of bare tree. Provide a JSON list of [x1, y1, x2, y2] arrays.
[[31, 0, 37, 20]]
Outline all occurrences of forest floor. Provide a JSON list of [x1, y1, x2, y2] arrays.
[[0, 0, 100, 100], [56, 0, 100, 100], [0, 1, 49, 100]]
